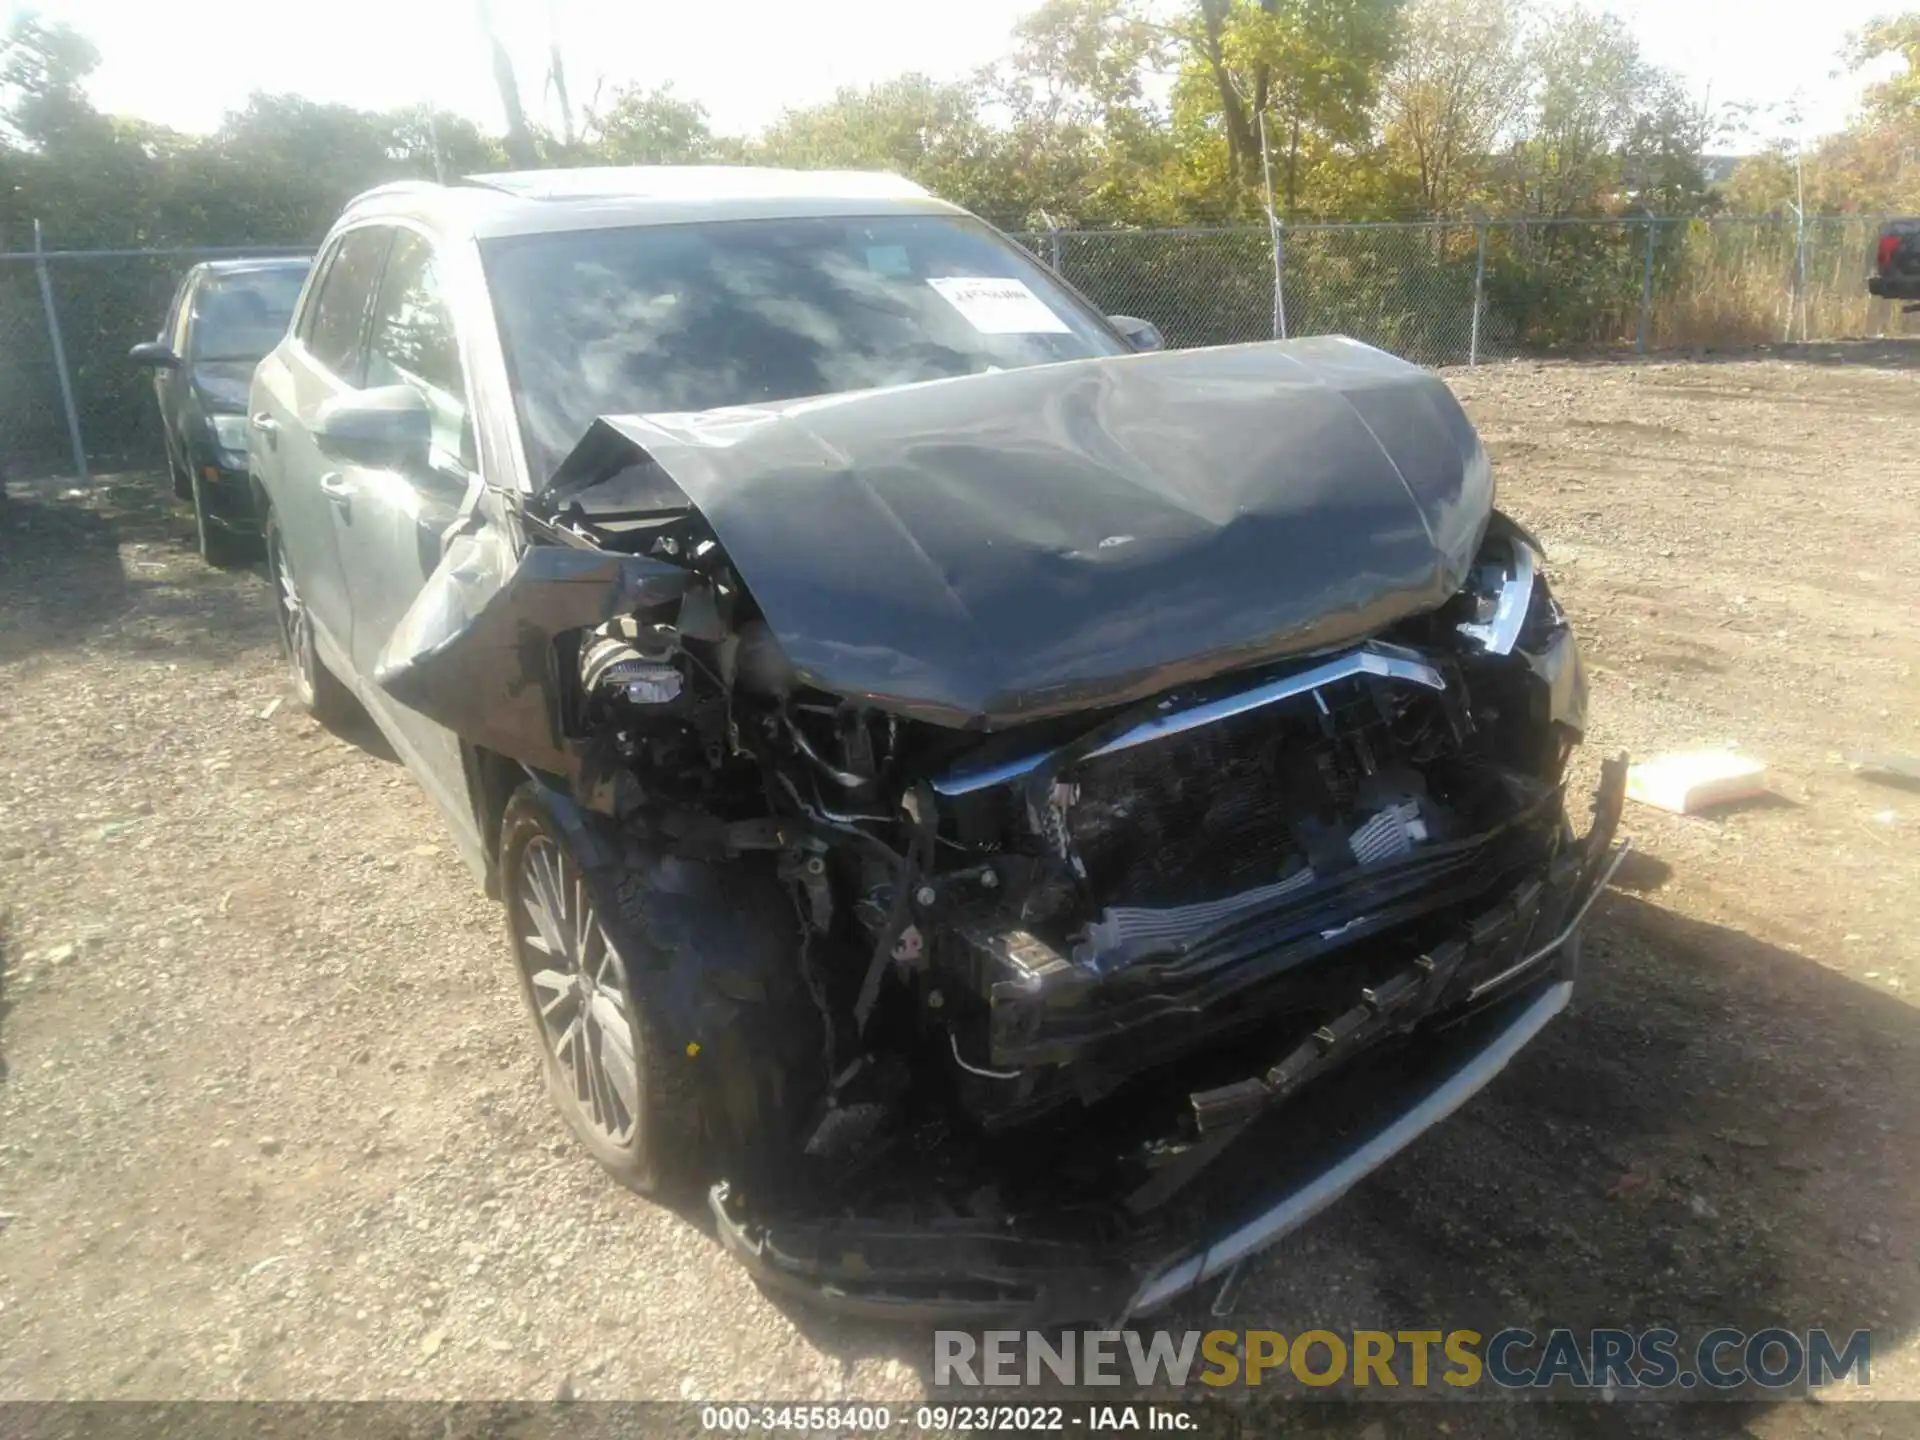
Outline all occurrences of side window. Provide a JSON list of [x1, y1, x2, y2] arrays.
[[366, 230, 472, 469], [303, 227, 390, 382]]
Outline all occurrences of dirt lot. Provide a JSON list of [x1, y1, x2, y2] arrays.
[[3, 346, 1919, 1431]]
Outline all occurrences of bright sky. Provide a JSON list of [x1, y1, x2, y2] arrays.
[[14, 0, 1903, 146]]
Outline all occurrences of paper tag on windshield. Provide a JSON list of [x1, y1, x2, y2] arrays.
[[927, 276, 1071, 335]]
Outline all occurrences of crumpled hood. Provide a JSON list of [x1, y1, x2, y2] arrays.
[[546, 336, 1493, 730]]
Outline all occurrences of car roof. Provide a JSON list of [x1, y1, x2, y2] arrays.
[[191, 256, 311, 277], [334, 165, 969, 243]]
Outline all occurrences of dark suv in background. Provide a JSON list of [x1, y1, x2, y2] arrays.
[[1868, 218, 1920, 307], [130, 256, 309, 564]]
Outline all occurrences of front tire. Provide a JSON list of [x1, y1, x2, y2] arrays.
[[499, 785, 699, 1195]]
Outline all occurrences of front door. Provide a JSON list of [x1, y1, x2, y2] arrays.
[[156, 271, 196, 476], [331, 227, 483, 853]]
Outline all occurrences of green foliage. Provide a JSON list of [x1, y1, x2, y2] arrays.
[[12, 0, 1872, 474], [583, 84, 718, 165]]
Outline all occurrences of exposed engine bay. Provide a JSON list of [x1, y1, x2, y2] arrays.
[[546, 497, 1590, 1118], [373, 339, 1625, 1321]]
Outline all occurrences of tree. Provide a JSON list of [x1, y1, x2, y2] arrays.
[[1178, 0, 1402, 207], [544, 0, 575, 148], [1803, 13, 1920, 210], [754, 75, 1016, 214], [1850, 13, 1920, 129], [1502, 4, 1707, 216], [1379, 0, 1525, 215], [0, 13, 103, 150], [582, 84, 718, 164], [0, 14, 166, 247], [475, 0, 538, 167], [999, 0, 1169, 130], [970, 0, 1162, 224], [1722, 147, 1798, 214]]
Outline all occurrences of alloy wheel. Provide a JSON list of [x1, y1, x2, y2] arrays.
[[269, 527, 315, 703], [513, 836, 641, 1146]]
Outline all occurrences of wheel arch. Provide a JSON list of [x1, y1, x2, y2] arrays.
[[465, 744, 553, 901], [497, 774, 825, 1174]]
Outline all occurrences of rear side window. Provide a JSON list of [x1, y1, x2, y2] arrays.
[[302, 228, 390, 382]]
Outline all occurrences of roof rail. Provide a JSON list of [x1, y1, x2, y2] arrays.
[[457, 166, 933, 204], [345, 179, 444, 207]]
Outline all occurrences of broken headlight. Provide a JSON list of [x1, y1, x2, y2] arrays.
[[1456, 530, 1539, 656], [581, 633, 684, 706]]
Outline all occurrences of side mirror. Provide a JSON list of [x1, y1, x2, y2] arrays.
[[314, 385, 431, 470], [129, 340, 182, 368], [1108, 315, 1166, 353]]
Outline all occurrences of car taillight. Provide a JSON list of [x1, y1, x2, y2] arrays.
[[1878, 234, 1902, 270]]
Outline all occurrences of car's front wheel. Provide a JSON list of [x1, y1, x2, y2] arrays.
[[498, 785, 699, 1195], [264, 507, 353, 728]]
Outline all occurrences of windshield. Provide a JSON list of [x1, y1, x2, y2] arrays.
[[481, 214, 1127, 481], [189, 268, 305, 363]]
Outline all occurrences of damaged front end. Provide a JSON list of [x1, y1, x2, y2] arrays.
[[380, 339, 1627, 1325]]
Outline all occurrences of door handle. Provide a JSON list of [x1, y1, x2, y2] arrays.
[[318, 472, 353, 510]]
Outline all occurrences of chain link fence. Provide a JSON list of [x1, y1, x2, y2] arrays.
[[1021, 213, 1908, 366], [1, 243, 309, 481], [3, 215, 1910, 480]]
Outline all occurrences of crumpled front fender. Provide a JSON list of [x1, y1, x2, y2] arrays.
[[372, 525, 690, 773]]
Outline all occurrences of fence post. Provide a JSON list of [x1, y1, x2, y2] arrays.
[[1047, 221, 1062, 276], [1793, 205, 1807, 343], [32, 218, 90, 483], [1269, 214, 1288, 341], [1636, 212, 1657, 355], [1469, 218, 1488, 366]]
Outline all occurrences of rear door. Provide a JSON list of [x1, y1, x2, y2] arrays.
[[252, 226, 392, 680]]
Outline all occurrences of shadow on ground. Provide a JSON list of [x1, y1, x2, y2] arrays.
[[0, 476, 135, 663], [0, 472, 396, 762], [0, 469, 276, 666], [748, 894, 1918, 1436]]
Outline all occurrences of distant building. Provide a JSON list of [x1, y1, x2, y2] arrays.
[[1699, 155, 1746, 186]]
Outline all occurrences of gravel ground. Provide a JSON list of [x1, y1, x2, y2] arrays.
[[2, 346, 1918, 1432]]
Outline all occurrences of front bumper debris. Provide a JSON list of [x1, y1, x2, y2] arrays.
[[709, 758, 1630, 1326]]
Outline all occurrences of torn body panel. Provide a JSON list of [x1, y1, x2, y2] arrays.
[[710, 757, 1625, 1327], [373, 524, 692, 773]]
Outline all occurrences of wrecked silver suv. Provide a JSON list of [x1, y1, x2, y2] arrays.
[[249, 167, 1625, 1325]]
